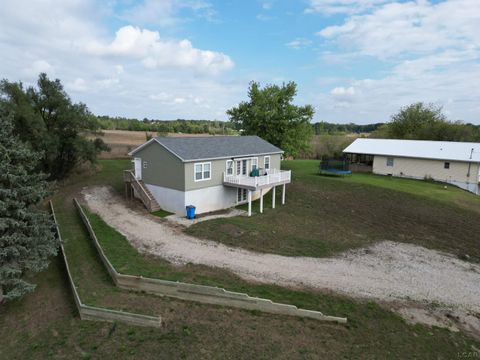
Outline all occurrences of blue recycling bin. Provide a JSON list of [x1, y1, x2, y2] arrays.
[[186, 205, 196, 219]]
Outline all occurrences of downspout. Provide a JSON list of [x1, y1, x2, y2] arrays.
[[467, 148, 474, 178]]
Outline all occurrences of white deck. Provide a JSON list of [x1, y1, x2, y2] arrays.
[[223, 169, 291, 190]]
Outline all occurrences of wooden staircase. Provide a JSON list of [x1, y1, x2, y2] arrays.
[[123, 170, 161, 212]]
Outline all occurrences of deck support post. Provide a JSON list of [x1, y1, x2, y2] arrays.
[[259, 189, 264, 214], [248, 190, 252, 217], [282, 184, 286, 205], [272, 186, 276, 209]]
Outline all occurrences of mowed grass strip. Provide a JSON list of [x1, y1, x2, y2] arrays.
[[187, 160, 480, 261]]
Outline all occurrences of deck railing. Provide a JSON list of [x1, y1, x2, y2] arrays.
[[223, 168, 291, 189]]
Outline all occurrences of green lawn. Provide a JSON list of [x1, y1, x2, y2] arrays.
[[1, 159, 480, 359], [151, 209, 174, 218], [187, 160, 480, 261]]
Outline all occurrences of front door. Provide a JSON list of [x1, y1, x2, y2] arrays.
[[134, 158, 142, 180]]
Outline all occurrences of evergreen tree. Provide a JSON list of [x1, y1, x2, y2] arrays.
[[0, 108, 58, 303]]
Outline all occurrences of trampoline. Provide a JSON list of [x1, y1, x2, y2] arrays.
[[319, 158, 352, 176]]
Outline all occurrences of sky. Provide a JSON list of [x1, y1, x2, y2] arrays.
[[0, 0, 479, 124]]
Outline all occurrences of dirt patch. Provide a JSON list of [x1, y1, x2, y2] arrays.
[[395, 305, 480, 339], [82, 187, 480, 321]]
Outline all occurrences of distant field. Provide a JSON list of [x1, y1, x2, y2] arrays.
[[86, 130, 211, 159]]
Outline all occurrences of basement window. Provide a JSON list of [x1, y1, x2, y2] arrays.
[[444, 162, 450, 169], [386, 157, 394, 167]]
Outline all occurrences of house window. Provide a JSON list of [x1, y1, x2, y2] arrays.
[[143, 161, 148, 169], [251, 158, 258, 171], [444, 162, 450, 169], [264, 156, 270, 170], [226, 160, 234, 175], [194, 162, 211, 181], [386, 157, 394, 167], [237, 188, 247, 202]]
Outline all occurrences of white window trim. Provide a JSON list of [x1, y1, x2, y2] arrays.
[[226, 160, 234, 176], [386, 157, 394, 167], [236, 188, 247, 204], [251, 157, 258, 171], [264, 155, 270, 170], [236, 159, 248, 175], [194, 161, 212, 182]]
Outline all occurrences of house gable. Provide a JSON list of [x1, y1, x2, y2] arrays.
[[133, 141, 185, 191]]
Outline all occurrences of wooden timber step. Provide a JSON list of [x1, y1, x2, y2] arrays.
[[138, 180, 161, 212]]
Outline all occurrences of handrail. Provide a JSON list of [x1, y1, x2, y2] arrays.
[[125, 170, 152, 201], [223, 169, 291, 188]]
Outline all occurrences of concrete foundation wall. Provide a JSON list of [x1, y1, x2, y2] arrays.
[[185, 185, 237, 214], [145, 183, 185, 214]]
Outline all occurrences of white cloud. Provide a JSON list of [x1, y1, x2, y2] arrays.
[[149, 92, 211, 108], [0, 0, 240, 120], [285, 37, 313, 50], [86, 26, 234, 74], [306, 0, 389, 15], [22, 60, 54, 78], [68, 78, 88, 92], [330, 86, 356, 106], [312, 0, 480, 122], [317, 0, 480, 58], [331, 86, 355, 96]]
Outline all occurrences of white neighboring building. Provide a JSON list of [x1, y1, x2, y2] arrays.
[[343, 138, 480, 194]]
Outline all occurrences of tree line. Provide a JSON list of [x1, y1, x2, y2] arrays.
[[312, 122, 383, 135], [96, 116, 237, 135]]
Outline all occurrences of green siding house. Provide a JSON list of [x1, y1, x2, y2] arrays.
[[125, 136, 291, 216]]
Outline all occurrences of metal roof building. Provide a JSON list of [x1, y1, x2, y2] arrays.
[[343, 138, 480, 195], [343, 138, 480, 163]]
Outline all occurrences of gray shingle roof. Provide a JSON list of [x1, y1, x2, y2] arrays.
[[154, 135, 283, 161]]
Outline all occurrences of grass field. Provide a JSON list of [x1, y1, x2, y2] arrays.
[[188, 160, 480, 261], [1, 159, 479, 359]]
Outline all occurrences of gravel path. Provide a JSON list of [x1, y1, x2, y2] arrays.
[[82, 186, 480, 315]]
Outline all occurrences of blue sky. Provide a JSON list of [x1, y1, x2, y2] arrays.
[[1, 0, 479, 124]]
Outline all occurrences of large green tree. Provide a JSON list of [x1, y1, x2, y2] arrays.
[[373, 103, 480, 141], [0, 108, 58, 303], [0, 73, 108, 180], [227, 81, 314, 157]]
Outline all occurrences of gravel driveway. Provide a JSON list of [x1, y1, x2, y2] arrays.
[[82, 187, 480, 321]]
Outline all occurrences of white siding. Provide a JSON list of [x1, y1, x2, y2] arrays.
[[185, 185, 237, 214], [145, 184, 185, 214], [373, 155, 480, 194]]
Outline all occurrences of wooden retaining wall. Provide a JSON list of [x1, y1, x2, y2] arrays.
[[49, 201, 162, 328], [73, 198, 347, 324]]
